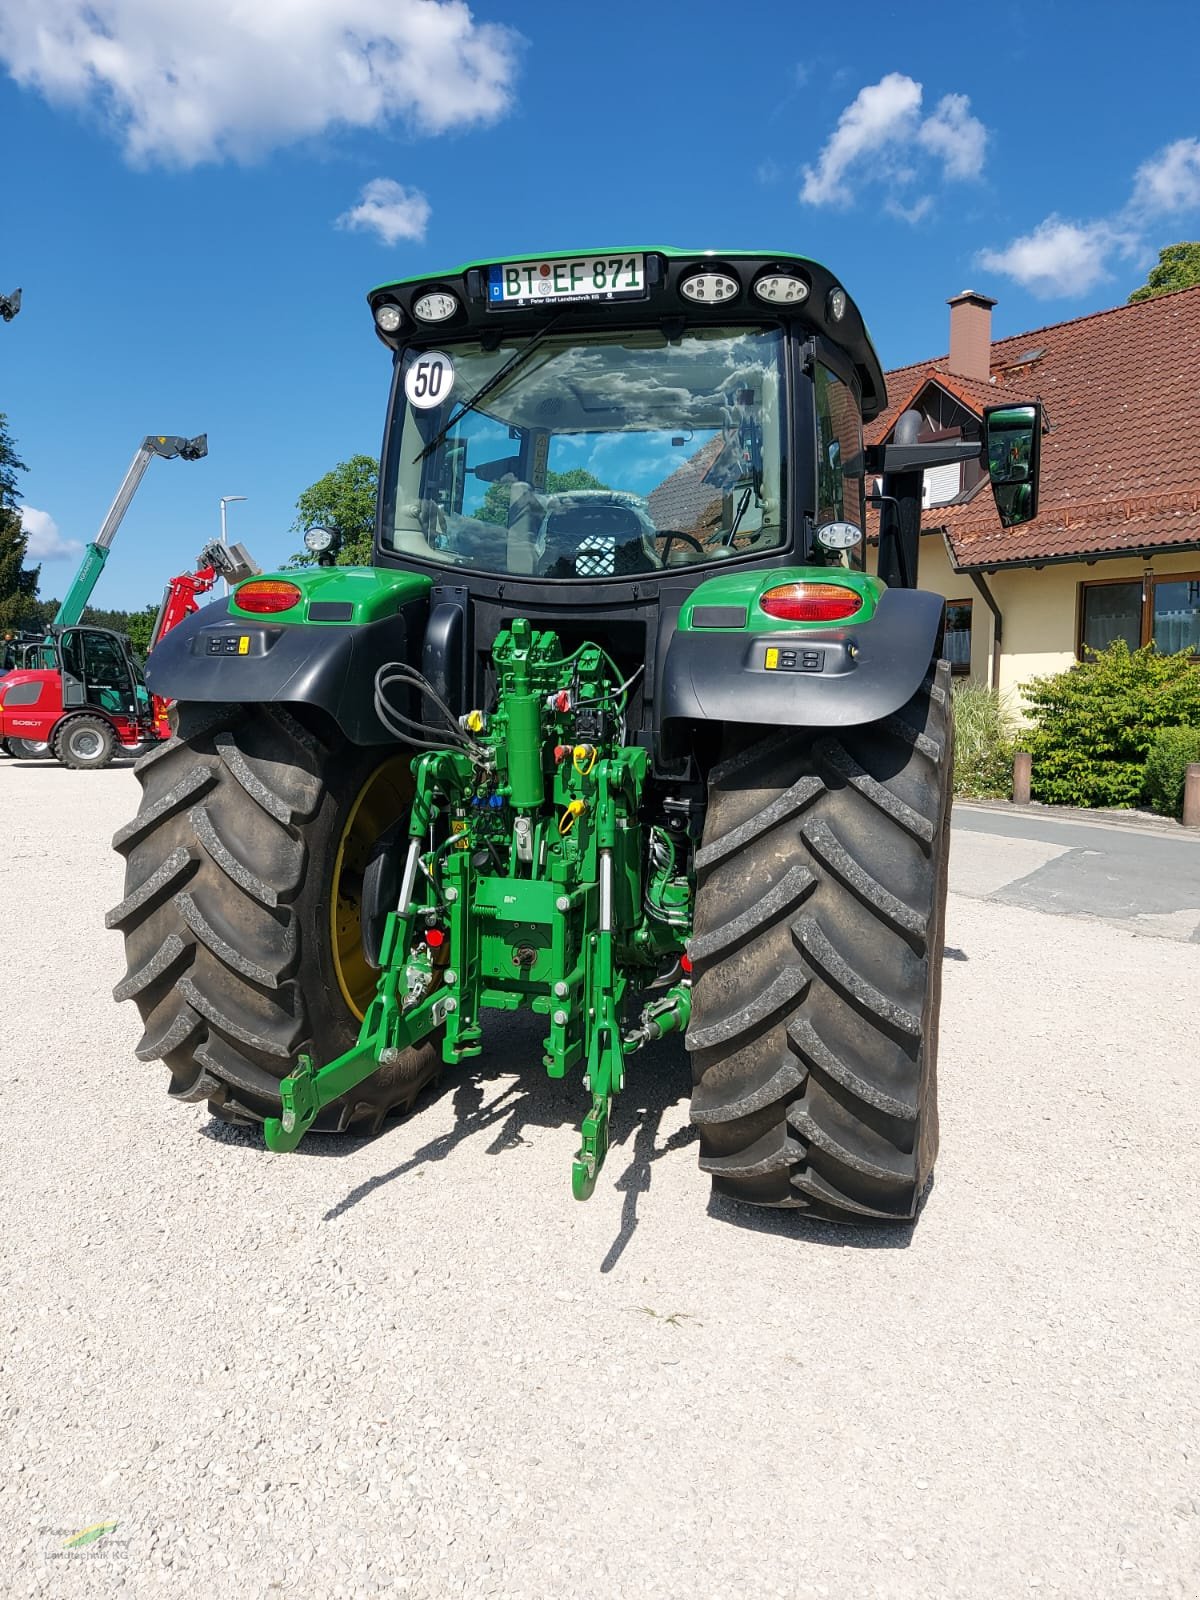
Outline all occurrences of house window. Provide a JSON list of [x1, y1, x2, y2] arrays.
[[944, 599, 973, 674], [1079, 574, 1200, 656], [1153, 578, 1200, 654]]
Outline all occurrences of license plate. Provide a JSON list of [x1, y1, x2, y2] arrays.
[[487, 254, 646, 309]]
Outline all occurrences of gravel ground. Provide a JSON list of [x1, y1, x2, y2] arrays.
[[1, 759, 1198, 1599]]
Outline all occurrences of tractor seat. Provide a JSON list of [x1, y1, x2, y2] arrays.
[[537, 501, 659, 579]]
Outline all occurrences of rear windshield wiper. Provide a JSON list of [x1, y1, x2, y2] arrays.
[[414, 315, 564, 463]]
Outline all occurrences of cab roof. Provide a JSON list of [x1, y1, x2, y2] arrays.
[[368, 247, 888, 419]]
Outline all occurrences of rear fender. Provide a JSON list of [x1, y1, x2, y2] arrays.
[[142, 567, 433, 746], [660, 573, 945, 735]]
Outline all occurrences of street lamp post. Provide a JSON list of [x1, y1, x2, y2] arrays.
[[219, 495, 247, 595]]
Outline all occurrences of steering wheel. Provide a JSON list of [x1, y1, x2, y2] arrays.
[[659, 531, 707, 563]]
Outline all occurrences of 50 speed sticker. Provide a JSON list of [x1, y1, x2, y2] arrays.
[[404, 351, 455, 410]]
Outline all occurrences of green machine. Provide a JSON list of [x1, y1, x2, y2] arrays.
[[112, 249, 1040, 1223]]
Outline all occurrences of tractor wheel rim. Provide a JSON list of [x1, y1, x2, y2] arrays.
[[72, 730, 104, 759], [330, 756, 414, 1021]]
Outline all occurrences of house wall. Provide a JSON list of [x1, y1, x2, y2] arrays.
[[868, 541, 1199, 709]]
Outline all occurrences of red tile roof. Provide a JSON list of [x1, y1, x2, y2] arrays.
[[646, 436, 724, 535], [872, 284, 1200, 568]]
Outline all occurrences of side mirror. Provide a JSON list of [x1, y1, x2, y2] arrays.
[[983, 402, 1043, 528]]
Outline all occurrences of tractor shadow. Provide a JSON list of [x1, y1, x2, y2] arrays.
[[202, 1010, 926, 1261], [705, 1176, 930, 1251], [310, 1010, 697, 1268]]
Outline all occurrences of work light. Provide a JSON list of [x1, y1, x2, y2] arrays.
[[679, 272, 739, 304]]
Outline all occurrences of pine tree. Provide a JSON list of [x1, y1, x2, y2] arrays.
[[0, 412, 41, 633]]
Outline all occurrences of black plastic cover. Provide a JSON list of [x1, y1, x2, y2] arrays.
[[144, 596, 429, 745], [660, 586, 945, 731]]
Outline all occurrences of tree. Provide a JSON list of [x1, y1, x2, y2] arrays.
[[291, 455, 378, 566], [1128, 242, 1200, 303], [0, 412, 41, 633], [474, 467, 612, 526]]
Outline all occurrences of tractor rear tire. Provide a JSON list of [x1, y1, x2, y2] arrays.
[[107, 702, 441, 1132], [687, 663, 953, 1223], [55, 715, 117, 770]]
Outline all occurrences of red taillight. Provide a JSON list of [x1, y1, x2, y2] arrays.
[[235, 580, 302, 615], [758, 582, 862, 623]]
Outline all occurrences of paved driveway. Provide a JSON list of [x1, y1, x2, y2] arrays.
[[952, 801, 1200, 941]]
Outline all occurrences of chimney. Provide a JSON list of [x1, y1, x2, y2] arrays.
[[947, 289, 996, 382]]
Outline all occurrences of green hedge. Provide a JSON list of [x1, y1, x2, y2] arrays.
[[1021, 641, 1200, 809], [1143, 725, 1200, 817]]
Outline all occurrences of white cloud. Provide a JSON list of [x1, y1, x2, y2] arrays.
[[916, 93, 987, 180], [976, 216, 1139, 298], [885, 194, 934, 226], [801, 73, 922, 205], [800, 73, 985, 207], [1129, 137, 1200, 216], [20, 506, 83, 562], [337, 179, 431, 245], [978, 136, 1200, 298], [0, 0, 521, 166]]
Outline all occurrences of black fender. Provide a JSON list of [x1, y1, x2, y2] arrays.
[[144, 595, 429, 746], [659, 586, 945, 734]]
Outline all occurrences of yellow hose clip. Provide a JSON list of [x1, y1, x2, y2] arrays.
[[559, 798, 587, 835], [572, 743, 597, 775]]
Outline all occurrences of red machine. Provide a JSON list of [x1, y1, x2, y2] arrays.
[[0, 541, 258, 767]]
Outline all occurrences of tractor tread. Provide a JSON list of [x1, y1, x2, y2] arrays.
[[194, 1035, 284, 1105], [791, 915, 922, 1038], [786, 1098, 914, 1181], [694, 774, 824, 871], [699, 1123, 804, 1178], [799, 818, 927, 940], [132, 734, 184, 774], [787, 1019, 918, 1120], [687, 863, 815, 964], [176, 975, 297, 1059], [104, 846, 196, 929], [135, 1004, 202, 1063], [790, 1165, 910, 1221], [690, 1061, 806, 1126], [173, 890, 294, 988], [188, 803, 282, 908], [685, 964, 810, 1052], [112, 765, 216, 854], [814, 736, 936, 844], [114, 933, 190, 1002], [215, 732, 295, 823]]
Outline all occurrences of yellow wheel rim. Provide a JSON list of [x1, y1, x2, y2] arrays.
[[330, 755, 414, 1020]]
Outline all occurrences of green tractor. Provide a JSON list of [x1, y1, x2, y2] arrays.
[[109, 249, 1039, 1222]]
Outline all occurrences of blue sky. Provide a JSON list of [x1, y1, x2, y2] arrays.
[[2, 0, 1199, 608]]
